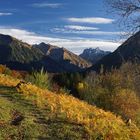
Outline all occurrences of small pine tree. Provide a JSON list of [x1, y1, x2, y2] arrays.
[[26, 68, 51, 89]]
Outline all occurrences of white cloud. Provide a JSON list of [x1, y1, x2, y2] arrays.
[[52, 27, 125, 36], [31, 3, 62, 8], [66, 17, 115, 24], [64, 25, 99, 31], [0, 27, 121, 54], [0, 13, 13, 16], [56, 39, 120, 54]]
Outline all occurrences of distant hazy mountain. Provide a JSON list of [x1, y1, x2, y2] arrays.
[[80, 48, 110, 64], [90, 31, 140, 71], [0, 34, 91, 72], [34, 43, 92, 72]]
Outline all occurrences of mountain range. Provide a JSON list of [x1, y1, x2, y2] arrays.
[[0, 34, 91, 73], [80, 47, 110, 64], [90, 31, 140, 71], [34, 43, 91, 72], [1, 31, 140, 73]]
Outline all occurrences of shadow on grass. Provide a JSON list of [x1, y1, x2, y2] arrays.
[[0, 85, 16, 92], [0, 85, 50, 124]]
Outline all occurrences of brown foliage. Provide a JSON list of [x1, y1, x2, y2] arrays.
[[112, 89, 140, 119]]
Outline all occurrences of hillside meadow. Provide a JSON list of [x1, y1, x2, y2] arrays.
[[0, 65, 140, 139]]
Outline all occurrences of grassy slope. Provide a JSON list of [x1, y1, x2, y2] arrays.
[[0, 74, 140, 140], [0, 86, 86, 140]]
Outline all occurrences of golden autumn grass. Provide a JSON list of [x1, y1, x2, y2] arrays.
[[0, 73, 140, 140]]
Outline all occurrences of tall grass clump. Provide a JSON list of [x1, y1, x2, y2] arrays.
[[25, 68, 51, 89]]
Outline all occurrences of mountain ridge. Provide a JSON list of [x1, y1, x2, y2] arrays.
[[80, 47, 110, 64], [0, 33, 91, 73], [34, 42, 92, 72], [89, 31, 140, 71]]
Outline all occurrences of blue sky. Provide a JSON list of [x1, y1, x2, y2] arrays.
[[0, 0, 123, 54]]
